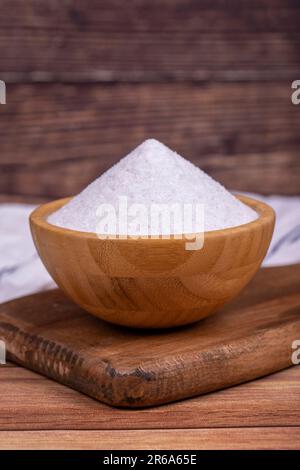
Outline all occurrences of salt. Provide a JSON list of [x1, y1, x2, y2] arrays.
[[48, 139, 257, 234]]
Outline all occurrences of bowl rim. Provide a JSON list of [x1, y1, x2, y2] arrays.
[[30, 194, 275, 242]]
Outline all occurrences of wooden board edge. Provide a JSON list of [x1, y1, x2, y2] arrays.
[[0, 316, 299, 408]]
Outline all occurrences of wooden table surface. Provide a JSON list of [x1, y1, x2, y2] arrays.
[[0, 361, 299, 450]]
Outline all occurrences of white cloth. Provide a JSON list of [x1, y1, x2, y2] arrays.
[[0, 196, 300, 303], [0, 204, 55, 303], [241, 193, 300, 267]]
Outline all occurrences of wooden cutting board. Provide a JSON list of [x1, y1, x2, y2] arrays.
[[0, 264, 299, 408]]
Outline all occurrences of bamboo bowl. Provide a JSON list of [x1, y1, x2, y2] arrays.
[[30, 195, 275, 329]]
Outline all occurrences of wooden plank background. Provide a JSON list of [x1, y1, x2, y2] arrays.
[[1, 365, 299, 431], [1, 428, 299, 450], [0, 0, 299, 199], [0, 363, 299, 449]]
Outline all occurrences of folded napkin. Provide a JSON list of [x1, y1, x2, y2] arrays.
[[0, 204, 55, 303], [241, 193, 300, 267]]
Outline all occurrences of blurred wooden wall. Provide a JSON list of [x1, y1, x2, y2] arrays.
[[0, 0, 300, 201]]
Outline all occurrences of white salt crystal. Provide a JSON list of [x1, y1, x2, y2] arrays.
[[48, 139, 257, 234]]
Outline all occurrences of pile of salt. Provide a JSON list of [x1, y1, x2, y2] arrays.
[[48, 139, 257, 234]]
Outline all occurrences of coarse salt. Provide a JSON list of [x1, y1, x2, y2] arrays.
[[48, 139, 257, 234]]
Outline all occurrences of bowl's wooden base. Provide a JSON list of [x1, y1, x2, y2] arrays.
[[30, 194, 275, 328], [0, 264, 299, 408]]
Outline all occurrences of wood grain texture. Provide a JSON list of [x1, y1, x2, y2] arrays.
[[30, 195, 274, 328], [0, 0, 299, 82], [0, 427, 299, 450], [0, 365, 299, 431], [1, 83, 300, 197], [0, 194, 50, 204], [0, 264, 299, 408]]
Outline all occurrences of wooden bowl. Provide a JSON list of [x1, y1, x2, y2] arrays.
[[30, 195, 275, 329]]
